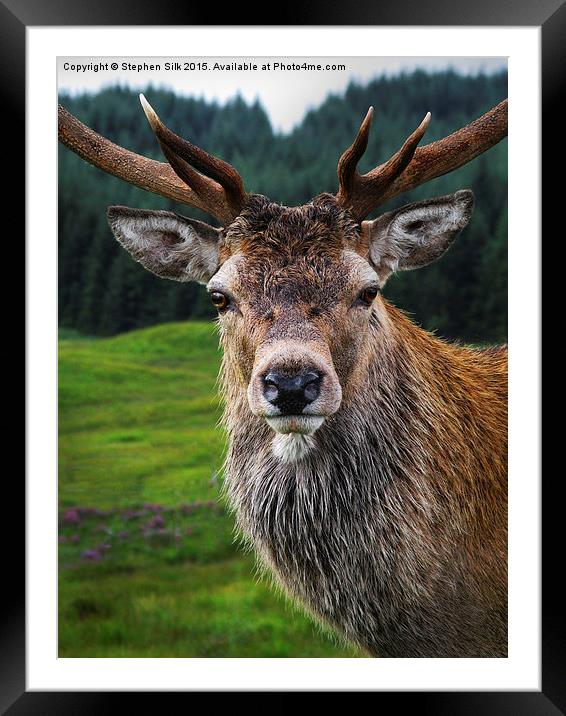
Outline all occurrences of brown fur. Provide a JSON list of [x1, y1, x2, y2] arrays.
[[221, 298, 507, 657], [214, 194, 507, 657]]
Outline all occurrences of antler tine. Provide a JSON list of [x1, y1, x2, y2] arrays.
[[380, 99, 508, 206], [336, 107, 374, 201], [59, 105, 207, 210], [58, 99, 248, 225], [337, 109, 430, 219], [337, 99, 508, 222], [139, 94, 247, 221], [361, 112, 431, 195]]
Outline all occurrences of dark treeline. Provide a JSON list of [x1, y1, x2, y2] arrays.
[[58, 70, 507, 344]]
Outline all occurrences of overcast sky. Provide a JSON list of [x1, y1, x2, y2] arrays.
[[58, 56, 507, 133]]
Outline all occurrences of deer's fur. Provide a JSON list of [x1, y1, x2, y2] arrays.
[[217, 196, 508, 658]]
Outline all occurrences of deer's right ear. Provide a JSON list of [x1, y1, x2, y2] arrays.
[[360, 190, 474, 283], [107, 206, 221, 284]]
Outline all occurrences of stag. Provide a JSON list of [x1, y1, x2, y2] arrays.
[[59, 95, 508, 657]]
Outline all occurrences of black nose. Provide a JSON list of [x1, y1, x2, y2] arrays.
[[263, 370, 322, 415]]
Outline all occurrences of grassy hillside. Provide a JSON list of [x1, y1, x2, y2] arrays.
[[58, 322, 361, 657]]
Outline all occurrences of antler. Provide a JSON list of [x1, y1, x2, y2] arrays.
[[58, 95, 248, 225], [336, 99, 508, 222]]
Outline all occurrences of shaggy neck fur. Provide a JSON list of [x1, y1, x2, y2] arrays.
[[220, 300, 507, 658]]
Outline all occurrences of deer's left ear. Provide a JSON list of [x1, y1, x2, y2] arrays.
[[107, 206, 221, 284], [360, 190, 474, 282]]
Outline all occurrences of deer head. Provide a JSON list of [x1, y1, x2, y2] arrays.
[[59, 95, 507, 439]]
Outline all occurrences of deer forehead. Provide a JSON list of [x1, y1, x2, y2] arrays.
[[209, 249, 377, 304], [211, 196, 375, 302], [220, 195, 359, 257]]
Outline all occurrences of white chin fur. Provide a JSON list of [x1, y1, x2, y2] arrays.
[[272, 433, 315, 463], [265, 415, 325, 435]]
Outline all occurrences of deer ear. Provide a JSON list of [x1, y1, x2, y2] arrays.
[[107, 206, 221, 283], [360, 190, 474, 283]]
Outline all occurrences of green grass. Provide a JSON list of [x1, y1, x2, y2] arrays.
[[58, 322, 362, 658]]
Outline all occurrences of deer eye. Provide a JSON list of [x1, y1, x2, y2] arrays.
[[210, 291, 229, 311], [357, 286, 379, 307]]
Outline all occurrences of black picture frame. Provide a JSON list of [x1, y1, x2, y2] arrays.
[[12, 0, 556, 709]]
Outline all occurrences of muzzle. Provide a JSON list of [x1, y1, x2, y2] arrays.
[[247, 340, 342, 434]]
